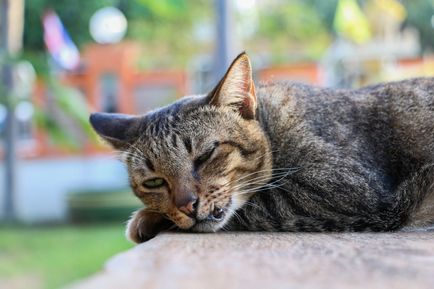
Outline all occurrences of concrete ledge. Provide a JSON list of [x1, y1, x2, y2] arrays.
[[68, 232, 434, 289]]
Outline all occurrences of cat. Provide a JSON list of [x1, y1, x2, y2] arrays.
[[90, 52, 434, 243]]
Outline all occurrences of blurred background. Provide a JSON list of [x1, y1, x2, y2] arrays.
[[1, 0, 434, 288]]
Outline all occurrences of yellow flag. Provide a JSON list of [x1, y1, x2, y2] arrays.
[[334, 0, 372, 44], [369, 0, 406, 21]]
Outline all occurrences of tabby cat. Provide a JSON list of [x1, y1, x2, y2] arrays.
[[90, 52, 434, 243]]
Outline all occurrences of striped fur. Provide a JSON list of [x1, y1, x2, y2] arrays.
[[91, 53, 434, 243]]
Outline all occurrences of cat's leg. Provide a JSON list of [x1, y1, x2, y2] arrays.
[[230, 165, 411, 232], [400, 164, 434, 230], [126, 209, 173, 243], [230, 197, 385, 233], [230, 162, 434, 232]]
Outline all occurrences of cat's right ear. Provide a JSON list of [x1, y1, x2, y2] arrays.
[[89, 112, 141, 150], [207, 52, 257, 119]]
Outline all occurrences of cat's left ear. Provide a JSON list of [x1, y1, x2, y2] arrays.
[[208, 52, 257, 119], [89, 112, 141, 150]]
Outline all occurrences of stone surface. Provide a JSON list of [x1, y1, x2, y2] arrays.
[[67, 232, 434, 289]]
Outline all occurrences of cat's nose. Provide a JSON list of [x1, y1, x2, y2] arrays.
[[176, 195, 198, 218]]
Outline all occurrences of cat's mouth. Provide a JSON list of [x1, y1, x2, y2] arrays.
[[189, 217, 224, 232], [188, 202, 232, 232]]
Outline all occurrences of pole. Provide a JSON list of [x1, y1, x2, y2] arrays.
[[214, 0, 234, 82], [1, 0, 16, 221]]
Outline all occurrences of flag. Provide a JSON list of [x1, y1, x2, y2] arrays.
[[334, 0, 372, 44], [42, 10, 80, 71]]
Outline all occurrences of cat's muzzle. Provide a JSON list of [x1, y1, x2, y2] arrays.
[[189, 206, 228, 232]]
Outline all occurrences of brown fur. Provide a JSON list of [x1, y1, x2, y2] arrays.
[[90, 53, 434, 243]]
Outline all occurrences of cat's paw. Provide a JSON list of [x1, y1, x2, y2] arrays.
[[126, 209, 173, 243]]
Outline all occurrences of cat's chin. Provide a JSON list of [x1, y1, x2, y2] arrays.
[[177, 195, 248, 233], [189, 197, 242, 233], [190, 220, 227, 233]]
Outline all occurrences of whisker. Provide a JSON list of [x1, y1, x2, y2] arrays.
[[233, 179, 293, 196], [230, 167, 296, 184], [225, 207, 243, 224], [216, 168, 287, 189], [228, 170, 295, 192], [231, 177, 292, 196], [231, 173, 286, 190], [242, 200, 263, 211], [219, 168, 293, 191], [234, 182, 285, 193], [116, 150, 145, 163], [221, 166, 300, 191], [211, 171, 293, 204], [167, 224, 178, 231], [249, 148, 280, 163], [122, 142, 148, 163]]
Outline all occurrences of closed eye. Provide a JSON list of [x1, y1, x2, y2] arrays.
[[194, 146, 216, 169]]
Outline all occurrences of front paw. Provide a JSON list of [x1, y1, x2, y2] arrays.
[[126, 209, 173, 243]]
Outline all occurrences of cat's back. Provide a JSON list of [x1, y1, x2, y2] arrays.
[[256, 80, 377, 146], [257, 77, 434, 139], [257, 77, 434, 174]]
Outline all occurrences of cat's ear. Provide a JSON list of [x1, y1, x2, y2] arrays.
[[208, 52, 257, 119], [89, 112, 141, 150], [126, 209, 174, 243]]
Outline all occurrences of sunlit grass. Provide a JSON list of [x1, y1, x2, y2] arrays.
[[0, 223, 132, 289]]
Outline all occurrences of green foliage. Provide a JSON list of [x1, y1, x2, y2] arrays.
[[252, 1, 331, 62], [305, 0, 339, 32], [401, 0, 434, 50], [47, 77, 97, 141], [22, 0, 212, 149], [23, 0, 434, 68], [34, 108, 79, 149], [68, 189, 142, 223], [24, 0, 212, 68], [0, 224, 132, 289], [124, 0, 212, 68], [24, 0, 117, 51], [33, 75, 98, 150]]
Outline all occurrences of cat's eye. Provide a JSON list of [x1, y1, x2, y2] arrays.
[[143, 178, 166, 189], [194, 147, 216, 168]]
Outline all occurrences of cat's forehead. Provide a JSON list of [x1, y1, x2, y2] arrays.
[[134, 100, 217, 151], [131, 94, 245, 161], [141, 96, 232, 137]]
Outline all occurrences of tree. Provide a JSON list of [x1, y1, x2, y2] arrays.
[[401, 0, 434, 50], [23, 0, 212, 68]]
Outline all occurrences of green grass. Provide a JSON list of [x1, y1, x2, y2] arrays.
[[0, 223, 133, 289]]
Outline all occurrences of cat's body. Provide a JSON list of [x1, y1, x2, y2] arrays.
[[90, 53, 434, 242], [229, 79, 434, 232]]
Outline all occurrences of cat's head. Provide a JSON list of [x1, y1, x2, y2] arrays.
[[90, 53, 272, 242]]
